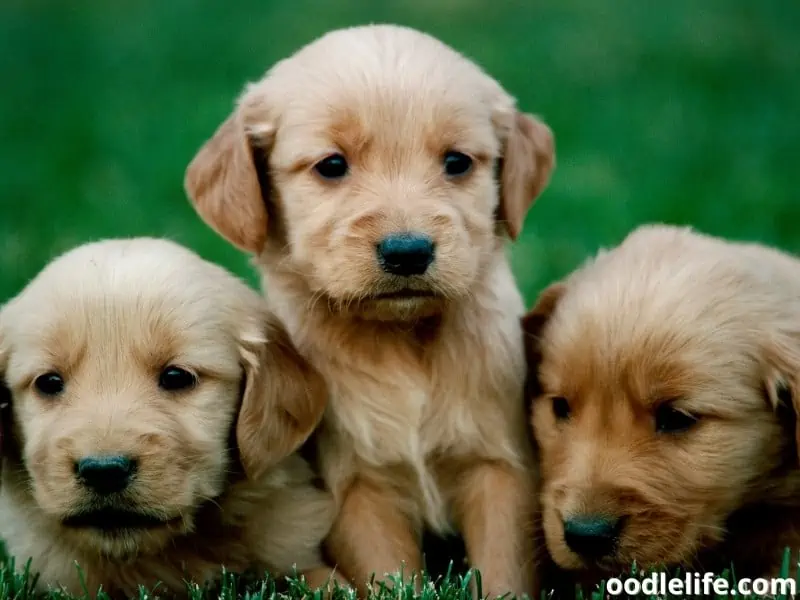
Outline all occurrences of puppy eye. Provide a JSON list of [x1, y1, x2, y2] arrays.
[[34, 372, 65, 397], [443, 151, 473, 177], [552, 396, 570, 421], [654, 404, 698, 434], [158, 366, 197, 392], [314, 153, 349, 180]]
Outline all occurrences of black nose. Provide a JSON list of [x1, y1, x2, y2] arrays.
[[75, 455, 137, 495], [376, 233, 435, 276], [563, 515, 623, 559]]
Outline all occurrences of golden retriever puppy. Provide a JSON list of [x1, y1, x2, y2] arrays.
[[183, 24, 555, 598], [522, 223, 800, 589], [0, 238, 339, 599]]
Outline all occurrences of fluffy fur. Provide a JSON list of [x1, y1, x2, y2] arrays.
[[183, 24, 555, 598], [522, 224, 800, 590], [0, 238, 340, 598]]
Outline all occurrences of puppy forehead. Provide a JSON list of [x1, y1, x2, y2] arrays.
[[538, 274, 764, 414], [539, 335, 762, 423], [249, 26, 509, 159], [2, 239, 248, 380], [282, 95, 497, 155], [539, 325, 701, 404]]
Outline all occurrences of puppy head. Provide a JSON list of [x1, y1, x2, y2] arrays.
[[0, 238, 326, 558], [185, 24, 554, 321], [522, 225, 800, 574]]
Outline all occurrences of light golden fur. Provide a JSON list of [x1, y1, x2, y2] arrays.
[[522, 224, 800, 590], [183, 24, 555, 598], [0, 238, 340, 598]]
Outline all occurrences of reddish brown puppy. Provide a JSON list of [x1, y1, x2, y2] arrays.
[[523, 224, 800, 591]]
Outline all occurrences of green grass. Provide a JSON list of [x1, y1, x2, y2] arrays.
[[0, 558, 483, 600], [1, 554, 799, 600], [1, 0, 799, 598]]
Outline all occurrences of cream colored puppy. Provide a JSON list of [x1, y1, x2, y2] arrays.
[[0, 238, 339, 599], [183, 24, 555, 598]]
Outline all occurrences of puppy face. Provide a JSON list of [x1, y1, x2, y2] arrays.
[[0, 239, 326, 558], [522, 225, 800, 574], [184, 24, 554, 321]]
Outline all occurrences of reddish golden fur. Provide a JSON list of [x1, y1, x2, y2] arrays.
[[522, 224, 800, 590], [0, 239, 340, 598], [183, 24, 555, 598]]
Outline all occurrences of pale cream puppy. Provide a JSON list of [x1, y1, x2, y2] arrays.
[[183, 23, 555, 599], [0, 238, 340, 599]]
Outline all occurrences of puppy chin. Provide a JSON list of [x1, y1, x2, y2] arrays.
[[321, 276, 451, 321], [354, 295, 446, 321], [61, 510, 193, 558]]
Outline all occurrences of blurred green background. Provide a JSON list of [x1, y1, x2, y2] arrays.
[[1, 0, 798, 306]]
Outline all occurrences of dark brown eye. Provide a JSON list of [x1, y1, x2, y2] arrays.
[[314, 153, 349, 180], [552, 396, 570, 421], [655, 404, 698, 434], [158, 367, 197, 392], [34, 372, 65, 397], [443, 151, 473, 177]]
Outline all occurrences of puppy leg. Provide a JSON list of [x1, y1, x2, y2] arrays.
[[454, 460, 537, 599], [325, 477, 422, 597]]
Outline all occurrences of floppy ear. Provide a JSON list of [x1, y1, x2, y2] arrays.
[[236, 312, 328, 480], [184, 101, 275, 254], [497, 111, 555, 240], [762, 332, 800, 464], [521, 282, 566, 400]]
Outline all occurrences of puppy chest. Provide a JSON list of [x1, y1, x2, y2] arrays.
[[322, 379, 443, 526], [328, 376, 429, 464], [324, 367, 525, 531]]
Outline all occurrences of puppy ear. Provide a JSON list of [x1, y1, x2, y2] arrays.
[[497, 111, 555, 240], [184, 103, 274, 254], [522, 282, 566, 359], [762, 334, 800, 464], [236, 312, 328, 480], [521, 282, 566, 399]]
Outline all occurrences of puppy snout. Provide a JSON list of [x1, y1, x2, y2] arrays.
[[376, 232, 435, 276], [563, 514, 624, 559], [74, 454, 138, 495]]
